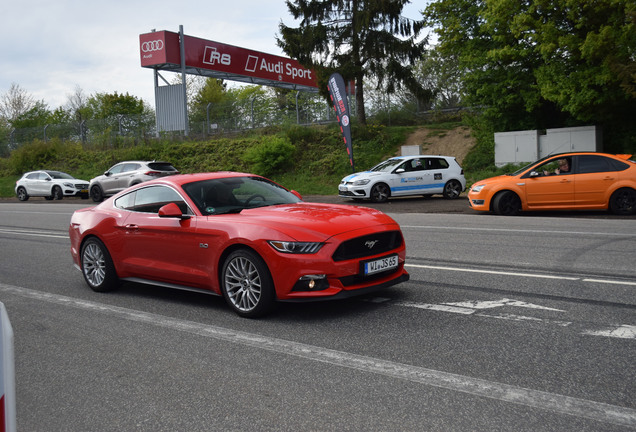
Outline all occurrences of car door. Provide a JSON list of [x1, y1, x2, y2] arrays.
[[34, 172, 53, 195], [573, 155, 622, 208], [115, 185, 208, 287], [388, 158, 429, 196], [22, 173, 42, 195], [422, 157, 451, 194], [523, 157, 575, 208], [101, 164, 125, 195], [118, 163, 142, 189]]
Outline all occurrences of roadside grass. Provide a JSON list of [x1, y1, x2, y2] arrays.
[[0, 121, 503, 198]]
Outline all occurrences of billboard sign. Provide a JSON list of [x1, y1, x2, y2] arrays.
[[139, 31, 318, 91]]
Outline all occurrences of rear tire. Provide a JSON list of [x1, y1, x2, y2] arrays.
[[609, 188, 636, 215], [80, 238, 119, 292], [492, 191, 521, 216], [443, 180, 462, 199], [16, 187, 29, 201]]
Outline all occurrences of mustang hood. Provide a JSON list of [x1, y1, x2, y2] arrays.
[[232, 202, 400, 241]]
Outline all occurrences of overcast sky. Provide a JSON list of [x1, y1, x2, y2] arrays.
[[0, 0, 425, 110]]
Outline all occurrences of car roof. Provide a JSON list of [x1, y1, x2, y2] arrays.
[[390, 155, 454, 159]]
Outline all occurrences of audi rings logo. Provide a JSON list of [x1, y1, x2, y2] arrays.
[[141, 40, 164, 52]]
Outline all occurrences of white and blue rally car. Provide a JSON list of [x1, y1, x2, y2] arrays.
[[338, 155, 466, 203]]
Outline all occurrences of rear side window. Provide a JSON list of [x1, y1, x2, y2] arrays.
[[577, 155, 628, 174], [115, 185, 190, 214], [148, 162, 177, 172], [122, 163, 141, 172], [427, 158, 450, 170]]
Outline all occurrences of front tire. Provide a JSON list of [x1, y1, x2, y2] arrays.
[[492, 191, 521, 216], [52, 186, 63, 200], [16, 187, 29, 201], [80, 237, 119, 292], [370, 183, 390, 203], [443, 180, 462, 199], [221, 249, 274, 318], [90, 185, 104, 202], [609, 188, 636, 215]]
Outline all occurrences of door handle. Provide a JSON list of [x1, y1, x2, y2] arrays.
[[124, 224, 139, 231]]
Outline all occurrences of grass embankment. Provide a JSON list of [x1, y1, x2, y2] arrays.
[[0, 121, 515, 198]]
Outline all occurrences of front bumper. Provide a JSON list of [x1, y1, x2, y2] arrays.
[[338, 185, 370, 199]]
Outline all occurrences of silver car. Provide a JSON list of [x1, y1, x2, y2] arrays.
[[15, 170, 89, 201], [89, 161, 179, 202]]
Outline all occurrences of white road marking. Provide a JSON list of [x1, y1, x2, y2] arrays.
[[583, 325, 636, 340], [1, 282, 635, 427], [0, 228, 68, 239], [406, 263, 578, 280], [400, 225, 635, 237], [392, 297, 635, 339], [406, 263, 636, 287]]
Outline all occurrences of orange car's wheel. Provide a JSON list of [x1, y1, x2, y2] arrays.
[[492, 191, 521, 216], [609, 188, 636, 215]]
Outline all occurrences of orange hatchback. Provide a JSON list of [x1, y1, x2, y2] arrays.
[[468, 152, 636, 215]]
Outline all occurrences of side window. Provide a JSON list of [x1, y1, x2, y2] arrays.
[[108, 164, 125, 175], [577, 155, 622, 174], [26, 173, 39, 180], [38, 172, 50, 180], [126, 186, 189, 214], [114, 191, 136, 210], [123, 163, 141, 173], [427, 158, 449, 170]]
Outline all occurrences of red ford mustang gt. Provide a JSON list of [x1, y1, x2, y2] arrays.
[[69, 172, 409, 317]]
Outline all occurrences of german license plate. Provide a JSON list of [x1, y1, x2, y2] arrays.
[[363, 254, 398, 275], [338, 185, 347, 192]]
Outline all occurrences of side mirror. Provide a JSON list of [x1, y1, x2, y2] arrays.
[[529, 171, 540, 177], [158, 202, 191, 220], [104, 171, 111, 176], [395, 168, 405, 174]]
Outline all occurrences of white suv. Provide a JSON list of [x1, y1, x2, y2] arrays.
[[89, 161, 179, 202], [15, 170, 89, 201], [338, 155, 466, 203]]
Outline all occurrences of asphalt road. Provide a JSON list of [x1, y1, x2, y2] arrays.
[[0, 199, 634, 431]]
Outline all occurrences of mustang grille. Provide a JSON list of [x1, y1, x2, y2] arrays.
[[332, 230, 403, 262]]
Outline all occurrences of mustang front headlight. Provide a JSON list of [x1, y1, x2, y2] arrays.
[[268, 241, 324, 254]]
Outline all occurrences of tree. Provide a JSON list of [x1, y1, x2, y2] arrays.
[[424, 0, 636, 151], [0, 83, 37, 125], [278, 0, 427, 124], [190, 78, 228, 125], [11, 101, 52, 129]]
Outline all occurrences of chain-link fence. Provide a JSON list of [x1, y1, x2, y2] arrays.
[[0, 92, 340, 155]]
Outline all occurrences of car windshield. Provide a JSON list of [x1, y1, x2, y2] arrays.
[[509, 154, 557, 176], [182, 176, 301, 215], [370, 158, 404, 172], [47, 171, 74, 179]]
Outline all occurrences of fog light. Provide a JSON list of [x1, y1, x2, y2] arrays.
[[471, 199, 484, 205], [292, 274, 328, 292]]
